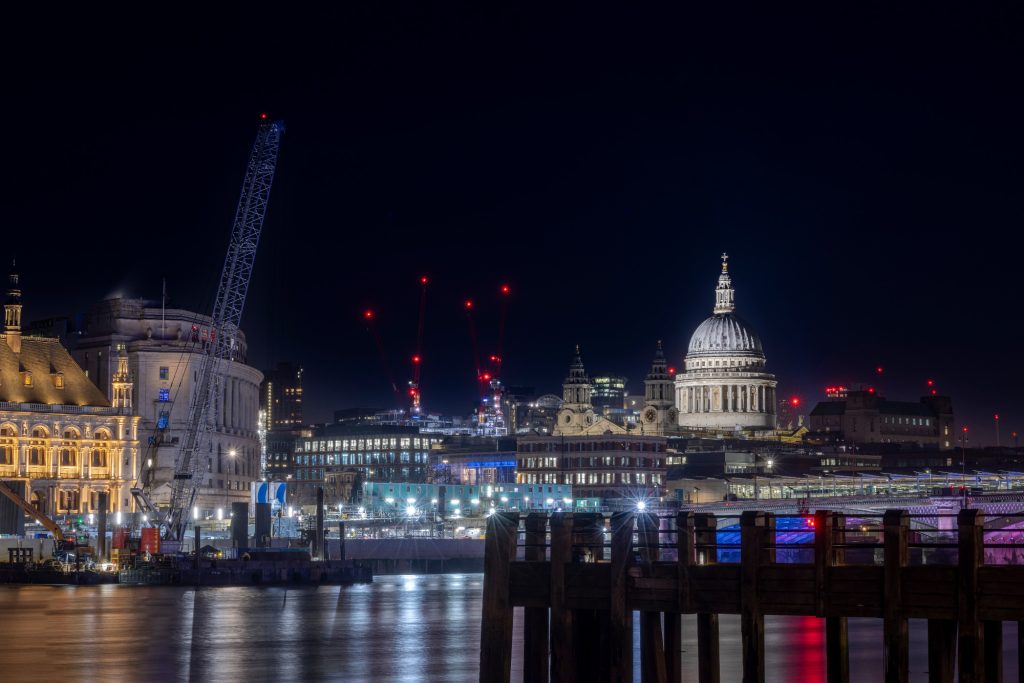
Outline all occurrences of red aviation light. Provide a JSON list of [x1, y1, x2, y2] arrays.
[[464, 300, 473, 310], [876, 366, 884, 375], [790, 396, 801, 407], [668, 367, 676, 375], [994, 414, 1000, 422], [420, 276, 429, 285], [259, 112, 268, 120], [408, 388, 417, 397], [500, 284, 510, 295], [867, 387, 876, 394], [481, 373, 492, 381], [927, 378, 935, 387], [962, 426, 969, 434], [930, 389, 937, 396], [363, 310, 374, 320], [412, 355, 421, 364]]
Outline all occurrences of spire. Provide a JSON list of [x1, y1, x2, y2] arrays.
[[4, 260, 22, 353], [713, 252, 735, 314], [111, 343, 134, 412], [647, 340, 668, 379]]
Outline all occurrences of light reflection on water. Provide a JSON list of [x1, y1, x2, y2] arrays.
[[0, 576, 1018, 682]]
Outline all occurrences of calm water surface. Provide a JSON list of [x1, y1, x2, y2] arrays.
[[0, 575, 1017, 682]]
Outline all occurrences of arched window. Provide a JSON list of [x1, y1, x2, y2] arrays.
[[32, 427, 48, 439], [60, 449, 76, 467], [0, 425, 16, 437]]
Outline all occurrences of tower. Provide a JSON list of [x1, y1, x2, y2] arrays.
[[640, 341, 679, 434], [553, 345, 600, 435], [3, 262, 22, 354], [111, 343, 134, 412]]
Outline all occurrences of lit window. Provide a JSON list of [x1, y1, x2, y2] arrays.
[[158, 388, 170, 402]]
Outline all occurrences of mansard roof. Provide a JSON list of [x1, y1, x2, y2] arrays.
[[0, 336, 110, 406]]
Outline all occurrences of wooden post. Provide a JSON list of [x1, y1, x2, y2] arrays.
[[958, 508, 985, 683], [479, 512, 519, 683], [816, 510, 849, 683], [572, 513, 607, 681], [550, 512, 575, 683], [741, 510, 773, 683], [609, 511, 634, 683], [668, 511, 694, 683], [524, 513, 549, 683], [927, 619, 956, 683], [638, 512, 668, 683], [883, 509, 909, 683], [695, 513, 720, 683], [984, 620, 1002, 682]]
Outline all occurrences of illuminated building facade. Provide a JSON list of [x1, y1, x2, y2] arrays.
[[553, 347, 626, 436], [592, 376, 627, 410], [675, 254, 777, 431], [809, 390, 955, 450], [293, 424, 443, 505], [516, 434, 667, 501], [261, 362, 303, 431], [72, 296, 262, 515], [0, 267, 140, 519]]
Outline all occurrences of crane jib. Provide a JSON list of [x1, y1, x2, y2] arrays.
[[161, 120, 283, 542]]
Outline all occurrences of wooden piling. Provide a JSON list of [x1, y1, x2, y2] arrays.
[[549, 512, 575, 683], [479, 512, 519, 683], [983, 620, 1003, 682], [694, 513, 720, 683], [524, 513, 549, 683], [816, 510, 849, 683], [609, 511, 634, 682], [883, 509, 909, 682], [740, 511, 773, 683], [958, 508, 985, 683], [927, 618, 957, 683], [638, 512, 668, 683]]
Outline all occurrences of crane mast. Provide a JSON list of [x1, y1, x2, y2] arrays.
[[163, 119, 283, 543]]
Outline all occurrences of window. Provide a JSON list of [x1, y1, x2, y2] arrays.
[[158, 388, 170, 402], [0, 446, 12, 465], [91, 449, 107, 468], [60, 449, 76, 466], [29, 447, 44, 466], [159, 367, 170, 380], [54, 374, 64, 389]]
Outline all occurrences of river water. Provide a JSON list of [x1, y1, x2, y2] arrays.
[[0, 575, 1017, 682]]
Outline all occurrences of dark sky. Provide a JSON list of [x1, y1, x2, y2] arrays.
[[2, 6, 1022, 444]]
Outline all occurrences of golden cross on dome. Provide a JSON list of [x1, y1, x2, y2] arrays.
[[721, 252, 729, 272]]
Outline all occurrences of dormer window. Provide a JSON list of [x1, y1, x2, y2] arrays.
[[22, 371, 31, 387], [53, 373, 64, 389]]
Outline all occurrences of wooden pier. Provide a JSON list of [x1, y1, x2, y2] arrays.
[[479, 508, 1024, 682]]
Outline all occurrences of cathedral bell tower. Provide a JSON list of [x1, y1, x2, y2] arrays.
[[3, 262, 23, 354], [640, 340, 678, 434], [111, 343, 134, 413], [553, 345, 598, 435]]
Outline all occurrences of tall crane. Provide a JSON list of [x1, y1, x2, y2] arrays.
[[133, 117, 283, 545]]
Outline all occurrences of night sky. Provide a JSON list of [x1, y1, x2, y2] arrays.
[[2, 6, 1022, 444]]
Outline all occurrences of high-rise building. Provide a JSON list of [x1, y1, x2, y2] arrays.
[[261, 362, 303, 432], [591, 376, 627, 410], [72, 297, 262, 516], [0, 265, 141, 522]]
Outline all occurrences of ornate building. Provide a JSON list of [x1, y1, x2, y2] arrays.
[[675, 255, 777, 431], [0, 266, 140, 521], [638, 341, 679, 435], [553, 346, 625, 436], [73, 297, 262, 516]]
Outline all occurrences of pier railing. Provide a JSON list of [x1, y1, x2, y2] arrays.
[[480, 508, 1024, 682]]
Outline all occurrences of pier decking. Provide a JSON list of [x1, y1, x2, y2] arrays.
[[479, 509, 1024, 682]]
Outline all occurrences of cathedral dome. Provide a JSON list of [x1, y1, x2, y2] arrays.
[[687, 313, 763, 358]]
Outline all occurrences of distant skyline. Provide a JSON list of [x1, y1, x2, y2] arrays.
[[3, 6, 1021, 445]]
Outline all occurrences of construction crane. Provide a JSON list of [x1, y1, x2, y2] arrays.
[[132, 116, 283, 545], [0, 480, 66, 542]]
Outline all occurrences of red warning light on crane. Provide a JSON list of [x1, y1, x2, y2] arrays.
[[927, 378, 935, 387], [464, 300, 473, 310], [500, 284, 510, 295], [420, 276, 429, 285], [412, 355, 421, 364], [876, 366, 884, 375], [995, 414, 1000, 421], [363, 310, 374, 320], [260, 112, 268, 120], [481, 373, 492, 381], [867, 387, 876, 394]]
